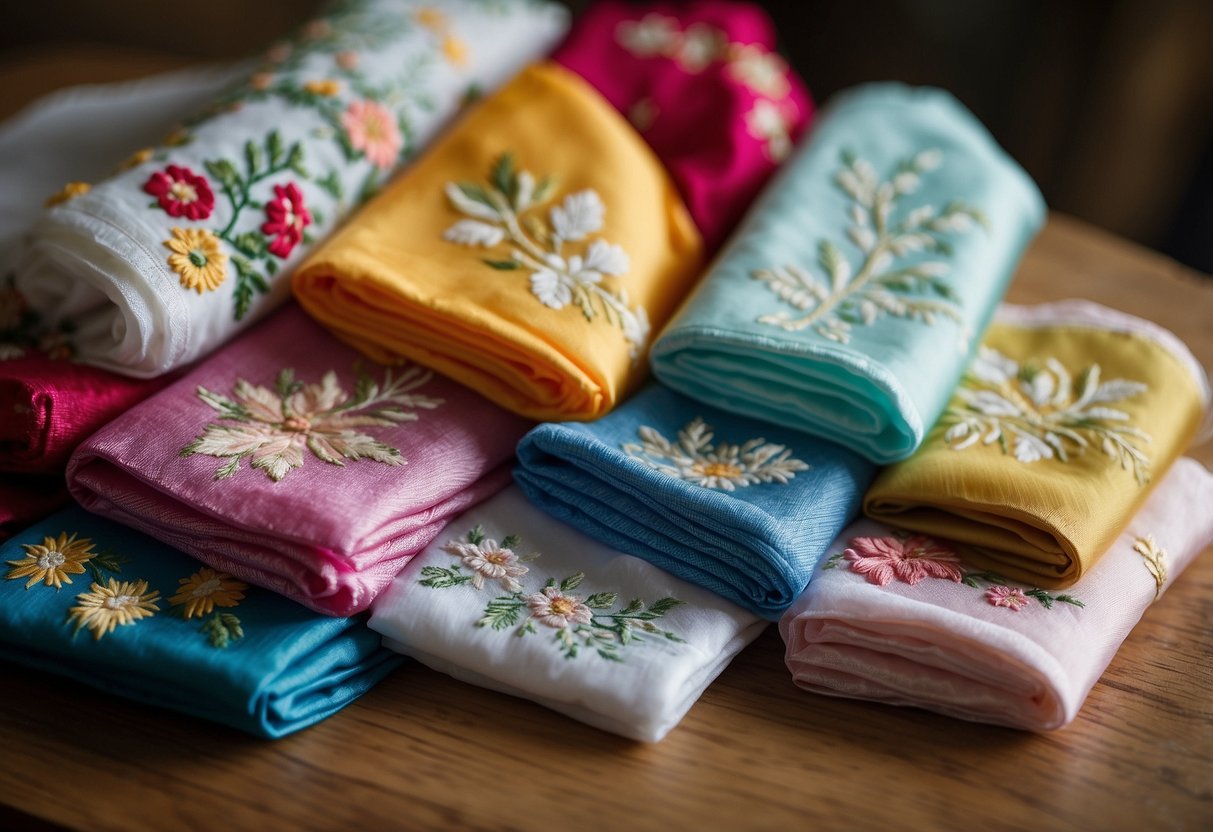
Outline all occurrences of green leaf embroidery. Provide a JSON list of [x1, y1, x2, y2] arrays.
[[482, 259, 521, 270], [419, 565, 472, 589], [200, 612, 244, 648]]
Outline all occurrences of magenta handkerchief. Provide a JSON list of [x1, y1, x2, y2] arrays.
[[780, 457, 1213, 730], [67, 305, 532, 615]]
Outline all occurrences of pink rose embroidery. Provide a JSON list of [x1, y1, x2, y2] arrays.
[[844, 535, 965, 586]]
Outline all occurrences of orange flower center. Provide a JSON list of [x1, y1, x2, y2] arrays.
[[696, 461, 742, 479], [282, 416, 312, 433], [485, 551, 510, 565], [170, 181, 198, 203], [549, 597, 576, 617]]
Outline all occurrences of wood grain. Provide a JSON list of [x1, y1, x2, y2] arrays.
[[0, 60, 1211, 832]]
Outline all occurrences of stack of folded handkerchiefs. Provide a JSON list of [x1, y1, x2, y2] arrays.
[[1, 0, 1208, 743]]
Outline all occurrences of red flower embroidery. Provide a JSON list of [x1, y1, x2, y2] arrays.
[[260, 183, 312, 259], [143, 165, 215, 220], [844, 535, 965, 586]]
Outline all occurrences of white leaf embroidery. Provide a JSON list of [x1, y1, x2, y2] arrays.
[[443, 220, 505, 247]]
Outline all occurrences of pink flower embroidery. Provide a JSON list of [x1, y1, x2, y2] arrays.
[[260, 183, 312, 259], [442, 537, 529, 593], [525, 586, 593, 629], [341, 100, 402, 169], [844, 535, 965, 586], [143, 165, 215, 220], [985, 585, 1030, 611]]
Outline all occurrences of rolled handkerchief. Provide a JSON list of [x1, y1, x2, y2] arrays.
[[369, 486, 764, 741], [0, 505, 402, 737], [651, 83, 1046, 463], [66, 305, 532, 615], [782, 457, 1213, 730], [865, 300, 1209, 587], [553, 1, 812, 251], [0, 346, 171, 473], [295, 61, 703, 421], [0, 478, 69, 542], [15, 0, 569, 377], [1, 69, 240, 471], [514, 384, 875, 618]]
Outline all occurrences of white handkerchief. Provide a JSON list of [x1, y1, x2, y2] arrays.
[[0, 65, 240, 256], [780, 457, 1213, 730], [15, 0, 568, 376], [370, 486, 766, 741]]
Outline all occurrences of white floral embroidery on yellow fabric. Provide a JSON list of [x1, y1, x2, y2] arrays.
[[443, 153, 649, 355], [1132, 534, 1167, 601], [942, 346, 1152, 484], [182, 364, 443, 481], [622, 418, 810, 490], [753, 148, 987, 344]]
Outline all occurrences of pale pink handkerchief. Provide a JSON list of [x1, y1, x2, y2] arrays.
[[780, 457, 1213, 730], [67, 304, 532, 615]]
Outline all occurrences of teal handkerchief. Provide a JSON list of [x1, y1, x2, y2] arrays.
[[0, 506, 402, 737], [651, 83, 1045, 463]]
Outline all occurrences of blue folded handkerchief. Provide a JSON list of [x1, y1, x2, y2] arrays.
[[514, 384, 875, 619], [651, 83, 1045, 463], [0, 506, 402, 737]]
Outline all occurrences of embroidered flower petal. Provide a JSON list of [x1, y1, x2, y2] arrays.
[[443, 220, 505, 247], [530, 269, 572, 309], [550, 189, 604, 241]]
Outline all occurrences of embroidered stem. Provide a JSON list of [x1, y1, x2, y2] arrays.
[[758, 239, 890, 331]]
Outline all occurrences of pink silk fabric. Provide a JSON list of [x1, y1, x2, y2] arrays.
[[553, 1, 813, 252], [780, 457, 1213, 730], [0, 477, 70, 542], [0, 353, 167, 474], [67, 305, 533, 615]]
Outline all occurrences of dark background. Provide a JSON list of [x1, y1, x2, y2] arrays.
[[2, 0, 1211, 273]]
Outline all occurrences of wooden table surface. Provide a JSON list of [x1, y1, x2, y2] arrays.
[[0, 54, 1211, 832]]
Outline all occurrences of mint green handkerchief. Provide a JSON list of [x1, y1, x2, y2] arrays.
[[651, 83, 1045, 463]]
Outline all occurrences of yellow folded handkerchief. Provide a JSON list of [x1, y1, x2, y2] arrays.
[[865, 301, 1209, 588], [294, 61, 703, 420]]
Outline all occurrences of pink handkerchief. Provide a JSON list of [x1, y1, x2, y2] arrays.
[[67, 305, 532, 615], [0, 350, 168, 474], [780, 457, 1213, 730], [554, 1, 812, 251]]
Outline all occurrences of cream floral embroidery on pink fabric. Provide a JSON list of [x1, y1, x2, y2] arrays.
[[842, 535, 965, 586], [182, 364, 442, 481], [984, 584, 1029, 611]]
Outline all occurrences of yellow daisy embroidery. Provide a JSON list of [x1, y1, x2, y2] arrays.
[[164, 227, 228, 293], [118, 148, 154, 171], [169, 568, 248, 619], [304, 79, 341, 96], [44, 181, 90, 207], [68, 578, 161, 640], [442, 37, 468, 67], [5, 532, 96, 590]]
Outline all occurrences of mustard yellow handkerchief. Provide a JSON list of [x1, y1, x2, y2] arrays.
[[293, 61, 703, 420], [865, 301, 1209, 587]]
